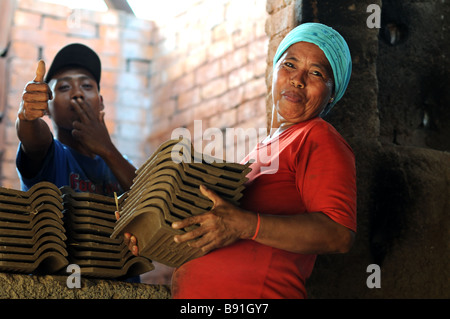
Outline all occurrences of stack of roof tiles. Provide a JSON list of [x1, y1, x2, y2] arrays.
[[111, 138, 251, 268], [0, 182, 68, 274], [61, 187, 154, 279]]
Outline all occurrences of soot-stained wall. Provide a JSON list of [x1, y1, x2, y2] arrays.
[[274, 0, 449, 298], [377, 0, 450, 152]]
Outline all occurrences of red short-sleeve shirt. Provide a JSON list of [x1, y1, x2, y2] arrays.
[[171, 118, 357, 299]]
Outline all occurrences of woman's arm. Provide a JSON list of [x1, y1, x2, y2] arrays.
[[171, 185, 355, 255], [121, 185, 355, 257]]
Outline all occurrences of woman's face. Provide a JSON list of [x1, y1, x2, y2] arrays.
[[272, 42, 334, 126]]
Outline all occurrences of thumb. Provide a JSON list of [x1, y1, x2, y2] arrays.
[[199, 185, 222, 209], [34, 60, 46, 83]]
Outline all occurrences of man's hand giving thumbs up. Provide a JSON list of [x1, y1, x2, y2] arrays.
[[18, 60, 53, 121]]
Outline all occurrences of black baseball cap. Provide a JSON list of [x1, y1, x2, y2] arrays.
[[45, 43, 101, 89]]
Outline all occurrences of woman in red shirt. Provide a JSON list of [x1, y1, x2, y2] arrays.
[[126, 23, 356, 298]]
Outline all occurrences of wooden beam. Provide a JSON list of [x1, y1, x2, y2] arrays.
[[104, 0, 134, 14]]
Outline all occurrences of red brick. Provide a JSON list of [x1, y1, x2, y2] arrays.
[[218, 86, 245, 110], [208, 108, 237, 129], [68, 21, 98, 39], [195, 60, 222, 86], [208, 39, 233, 61], [172, 72, 196, 96], [100, 70, 118, 88], [5, 96, 21, 124], [212, 24, 229, 42], [104, 118, 116, 136], [193, 97, 224, 120], [1, 161, 19, 183], [9, 59, 36, 91], [2, 142, 19, 163], [148, 116, 171, 136], [97, 38, 121, 56], [14, 10, 41, 28], [122, 42, 154, 61], [4, 124, 19, 145], [100, 86, 117, 105], [41, 16, 69, 34], [120, 73, 149, 90], [121, 28, 153, 42], [153, 85, 175, 105], [232, 22, 255, 49], [221, 46, 248, 74], [166, 60, 185, 82], [171, 108, 194, 129], [11, 28, 63, 48], [243, 77, 267, 101], [178, 87, 201, 110], [10, 42, 39, 60], [127, 59, 151, 75], [228, 64, 253, 89], [267, 31, 289, 66], [99, 25, 120, 40], [248, 37, 269, 61], [149, 72, 163, 90], [1, 0, 272, 192], [17, 0, 70, 19], [184, 47, 207, 73], [237, 98, 267, 124], [253, 56, 268, 78], [100, 54, 121, 71], [200, 77, 228, 99], [266, 0, 286, 14], [151, 100, 176, 123], [265, 3, 295, 36]]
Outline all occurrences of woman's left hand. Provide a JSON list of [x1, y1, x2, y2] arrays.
[[172, 185, 257, 254]]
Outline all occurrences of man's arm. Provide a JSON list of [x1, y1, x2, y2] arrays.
[[70, 98, 137, 191], [100, 143, 137, 192], [16, 60, 53, 178]]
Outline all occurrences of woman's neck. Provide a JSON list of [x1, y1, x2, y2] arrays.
[[269, 110, 297, 137]]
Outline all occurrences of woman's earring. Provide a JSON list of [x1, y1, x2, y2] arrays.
[[329, 97, 334, 103]]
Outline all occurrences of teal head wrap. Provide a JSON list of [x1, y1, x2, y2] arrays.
[[273, 23, 352, 116]]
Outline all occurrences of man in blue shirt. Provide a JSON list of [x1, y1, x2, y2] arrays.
[[16, 43, 136, 196]]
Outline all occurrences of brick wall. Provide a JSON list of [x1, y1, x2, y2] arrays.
[[265, 0, 297, 124], [138, 0, 270, 284], [146, 0, 269, 162], [0, 0, 155, 189], [0, 0, 272, 286], [0, 0, 270, 190]]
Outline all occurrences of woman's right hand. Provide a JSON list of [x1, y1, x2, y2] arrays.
[[115, 211, 139, 256]]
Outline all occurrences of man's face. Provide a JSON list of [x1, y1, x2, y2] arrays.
[[48, 67, 103, 131]]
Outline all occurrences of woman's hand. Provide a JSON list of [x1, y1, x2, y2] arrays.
[[171, 185, 258, 254], [115, 211, 139, 256]]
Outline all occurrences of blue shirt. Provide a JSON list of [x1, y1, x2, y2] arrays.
[[16, 139, 123, 197]]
